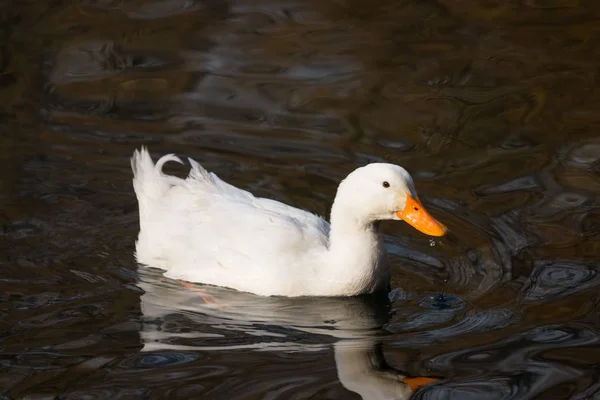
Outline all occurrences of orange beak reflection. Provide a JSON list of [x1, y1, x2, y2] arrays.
[[396, 195, 447, 237], [402, 376, 439, 392]]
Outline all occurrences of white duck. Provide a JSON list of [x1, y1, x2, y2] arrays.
[[131, 147, 446, 297]]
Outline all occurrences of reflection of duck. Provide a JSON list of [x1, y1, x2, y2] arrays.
[[335, 340, 438, 400], [137, 269, 439, 399], [131, 147, 446, 297]]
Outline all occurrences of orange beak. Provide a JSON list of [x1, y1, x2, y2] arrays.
[[402, 376, 439, 392], [396, 195, 447, 237]]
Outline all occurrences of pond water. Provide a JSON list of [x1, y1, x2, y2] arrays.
[[2, 0, 600, 399]]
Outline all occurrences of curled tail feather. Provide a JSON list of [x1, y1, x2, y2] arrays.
[[131, 146, 185, 201], [132, 146, 253, 206]]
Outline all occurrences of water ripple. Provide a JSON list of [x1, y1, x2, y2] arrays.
[[395, 308, 519, 345], [3, 0, 600, 398], [425, 325, 598, 398], [415, 377, 516, 400], [117, 351, 199, 369], [523, 262, 599, 301]]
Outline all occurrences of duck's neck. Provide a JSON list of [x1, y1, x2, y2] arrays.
[[321, 203, 389, 296]]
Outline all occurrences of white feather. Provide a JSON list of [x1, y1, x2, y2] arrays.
[[131, 147, 436, 297]]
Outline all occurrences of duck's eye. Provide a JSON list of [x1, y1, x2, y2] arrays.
[[382, 181, 390, 188]]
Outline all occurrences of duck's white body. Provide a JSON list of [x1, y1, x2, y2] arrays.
[[132, 147, 445, 297]]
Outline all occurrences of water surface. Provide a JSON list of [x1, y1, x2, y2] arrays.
[[2, 0, 600, 398]]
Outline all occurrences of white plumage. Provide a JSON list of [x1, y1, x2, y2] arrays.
[[131, 147, 444, 297]]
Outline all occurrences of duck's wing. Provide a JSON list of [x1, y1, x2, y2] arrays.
[[153, 158, 330, 292], [185, 157, 330, 244], [185, 158, 255, 202]]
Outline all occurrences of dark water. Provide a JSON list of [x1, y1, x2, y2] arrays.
[[2, 0, 600, 398]]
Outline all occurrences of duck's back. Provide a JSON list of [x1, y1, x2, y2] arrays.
[[131, 148, 330, 295]]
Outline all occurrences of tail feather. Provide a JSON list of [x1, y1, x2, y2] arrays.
[[155, 153, 184, 174], [132, 146, 253, 208], [132, 147, 185, 198]]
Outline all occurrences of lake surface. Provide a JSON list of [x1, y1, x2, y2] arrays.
[[2, 0, 600, 398]]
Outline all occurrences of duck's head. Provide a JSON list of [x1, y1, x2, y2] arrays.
[[335, 163, 447, 237]]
